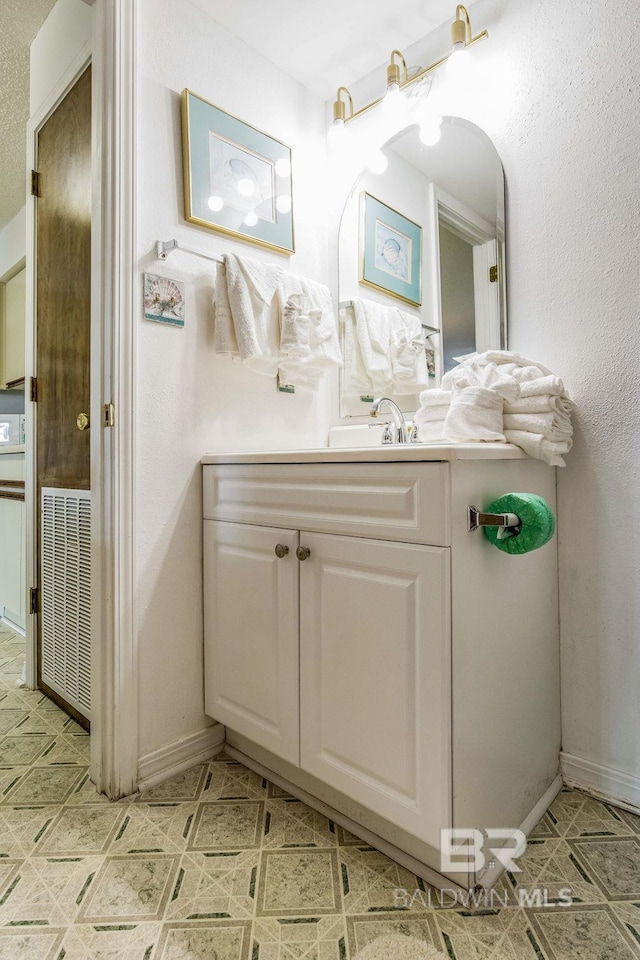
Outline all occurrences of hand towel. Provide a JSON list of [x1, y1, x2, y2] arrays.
[[444, 385, 506, 442], [341, 305, 374, 396], [390, 312, 429, 394], [352, 298, 393, 394], [223, 253, 283, 376], [212, 261, 239, 358]]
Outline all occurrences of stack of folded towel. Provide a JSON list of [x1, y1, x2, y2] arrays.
[[342, 297, 429, 397], [213, 253, 342, 391], [414, 351, 574, 465]]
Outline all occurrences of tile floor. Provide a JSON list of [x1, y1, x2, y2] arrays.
[[1, 621, 640, 959]]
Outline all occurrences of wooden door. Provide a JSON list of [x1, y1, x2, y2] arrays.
[[203, 520, 300, 765], [299, 531, 452, 847], [35, 66, 92, 721]]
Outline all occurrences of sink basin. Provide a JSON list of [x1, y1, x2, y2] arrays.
[[329, 424, 389, 448]]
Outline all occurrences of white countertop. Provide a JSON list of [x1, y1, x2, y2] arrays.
[[0, 445, 25, 455], [201, 443, 528, 465]]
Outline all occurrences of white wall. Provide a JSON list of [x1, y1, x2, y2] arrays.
[[336, 0, 640, 793], [136, 0, 332, 758], [0, 208, 26, 281], [30, 0, 92, 118], [135, 0, 640, 797]]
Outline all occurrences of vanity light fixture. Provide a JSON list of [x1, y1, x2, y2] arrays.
[[332, 86, 354, 127], [386, 50, 408, 96], [329, 3, 487, 129]]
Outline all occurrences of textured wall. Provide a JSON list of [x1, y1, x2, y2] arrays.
[[137, 0, 332, 757], [350, 0, 640, 784]]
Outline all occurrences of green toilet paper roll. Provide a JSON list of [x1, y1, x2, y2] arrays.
[[483, 492, 555, 555]]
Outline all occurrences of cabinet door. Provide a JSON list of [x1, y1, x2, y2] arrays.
[[300, 532, 451, 846], [204, 520, 300, 765]]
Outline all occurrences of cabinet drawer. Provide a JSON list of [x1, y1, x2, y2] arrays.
[[203, 463, 450, 546]]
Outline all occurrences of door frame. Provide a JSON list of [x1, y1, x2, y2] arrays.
[[24, 0, 138, 799]]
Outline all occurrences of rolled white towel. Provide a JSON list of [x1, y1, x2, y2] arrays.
[[519, 375, 567, 398], [504, 395, 574, 416], [504, 429, 572, 467], [444, 386, 505, 442], [503, 412, 572, 442]]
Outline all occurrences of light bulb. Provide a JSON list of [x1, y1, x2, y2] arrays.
[[365, 150, 388, 175], [244, 211, 258, 227], [276, 195, 292, 214], [207, 195, 224, 212], [386, 81, 400, 99], [447, 45, 472, 78], [275, 158, 291, 178], [237, 178, 255, 197], [418, 121, 441, 147]]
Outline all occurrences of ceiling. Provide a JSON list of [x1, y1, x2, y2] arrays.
[[189, 0, 467, 100], [0, 0, 471, 232], [0, 0, 57, 231]]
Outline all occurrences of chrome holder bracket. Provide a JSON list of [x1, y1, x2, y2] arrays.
[[467, 505, 521, 536]]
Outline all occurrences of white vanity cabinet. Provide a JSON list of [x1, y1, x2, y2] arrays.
[[202, 447, 561, 889]]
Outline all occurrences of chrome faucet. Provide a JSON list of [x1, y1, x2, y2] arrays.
[[370, 397, 410, 444]]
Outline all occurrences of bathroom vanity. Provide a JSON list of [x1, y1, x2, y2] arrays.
[[201, 444, 560, 891]]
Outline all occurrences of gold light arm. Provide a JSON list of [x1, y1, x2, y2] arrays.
[[387, 49, 408, 89], [452, 4, 472, 47], [332, 85, 354, 124]]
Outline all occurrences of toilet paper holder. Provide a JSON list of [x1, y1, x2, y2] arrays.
[[467, 505, 521, 535]]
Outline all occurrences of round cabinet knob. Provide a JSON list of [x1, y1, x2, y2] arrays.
[[274, 544, 289, 559], [296, 546, 311, 561], [76, 412, 90, 431]]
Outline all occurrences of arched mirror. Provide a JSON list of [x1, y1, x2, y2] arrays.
[[338, 117, 506, 417]]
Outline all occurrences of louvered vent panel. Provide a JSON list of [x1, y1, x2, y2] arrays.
[[41, 488, 91, 720]]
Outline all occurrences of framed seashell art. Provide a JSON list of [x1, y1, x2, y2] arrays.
[[181, 89, 294, 255], [143, 273, 185, 327]]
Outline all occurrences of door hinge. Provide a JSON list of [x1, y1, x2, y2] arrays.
[[30, 377, 38, 402], [31, 170, 40, 197], [29, 587, 39, 615], [103, 402, 115, 428], [489, 264, 498, 283]]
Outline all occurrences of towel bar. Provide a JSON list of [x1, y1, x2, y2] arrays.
[[156, 239, 224, 263]]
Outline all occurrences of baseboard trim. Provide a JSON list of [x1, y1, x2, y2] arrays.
[[138, 723, 225, 791], [1, 615, 26, 637], [561, 752, 640, 816], [225, 743, 470, 896], [475, 774, 563, 890]]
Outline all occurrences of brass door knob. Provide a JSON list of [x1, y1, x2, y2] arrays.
[[274, 544, 289, 558], [296, 546, 311, 561], [76, 412, 90, 431]]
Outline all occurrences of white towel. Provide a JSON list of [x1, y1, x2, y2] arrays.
[[341, 306, 374, 396], [503, 412, 572, 442], [212, 254, 341, 389], [390, 314, 429, 395], [504, 395, 574, 416], [412, 389, 450, 443], [277, 277, 341, 391], [352, 299, 393, 394], [444, 386, 506, 442], [212, 261, 239, 358], [219, 253, 283, 376], [504, 430, 572, 467]]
